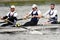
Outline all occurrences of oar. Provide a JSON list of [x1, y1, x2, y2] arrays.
[[3, 19, 40, 33], [0, 16, 32, 27], [0, 18, 23, 24], [0, 16, 32, 24], [4, 18, 38, 31], [0, 22, 5, 23]]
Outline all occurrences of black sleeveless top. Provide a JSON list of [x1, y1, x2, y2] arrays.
[[31, 11, 39, 22]]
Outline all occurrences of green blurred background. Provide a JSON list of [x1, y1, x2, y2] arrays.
[[0, 0, 60, 6]]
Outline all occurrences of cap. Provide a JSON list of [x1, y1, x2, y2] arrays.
[[32, 4, 37, 8], [10, 5, 15, 8]]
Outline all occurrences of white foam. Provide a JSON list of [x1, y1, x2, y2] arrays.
[[29, 31, 43, 35]]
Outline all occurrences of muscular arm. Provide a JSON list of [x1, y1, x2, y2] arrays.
[[1, 12, 9, 20], [1, 16, 8, 20], [34, 10, 42, 18], [24, 13, 31, 19]]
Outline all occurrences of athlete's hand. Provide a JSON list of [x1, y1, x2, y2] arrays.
[[0, 17, 4, 20], [47, 16, 50, 19], [4, 19, 8, 22], [23, 16, 27, 20], [41, 16, 44, 18]]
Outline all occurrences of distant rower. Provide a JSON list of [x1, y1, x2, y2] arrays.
[[1, 5, 18, 27], [22, 4, 42, 26], [43, 4, 58, 24]]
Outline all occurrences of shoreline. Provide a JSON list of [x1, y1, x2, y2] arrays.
[[0, 1, 60, 6]]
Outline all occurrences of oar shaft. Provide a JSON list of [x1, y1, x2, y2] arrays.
[[17, 18, 24, 21]]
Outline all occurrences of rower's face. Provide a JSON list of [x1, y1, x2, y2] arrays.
[[50, 5, 55, 10], [32, 7, 37, 11], [10, 8, 15, 12]]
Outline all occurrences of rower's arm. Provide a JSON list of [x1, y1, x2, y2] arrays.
[[23, 13, 31, 19], [35, 10, 42, 18], [43, 10, 50, 17], [1, 16, 8, 20], [35, 13, 42, 18], [23, 11, 33, 19], [1, 12, 9, 20], [42, 10, 50, 19]]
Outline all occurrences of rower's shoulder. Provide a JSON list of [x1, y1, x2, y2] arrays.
[[37, 10, 41, 14], [37, 10, 41, 12], [54, 10, 57, 13], [54, 9, 57, 11]]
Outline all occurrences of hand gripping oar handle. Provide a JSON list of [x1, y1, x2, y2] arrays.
[[4, 19, 14, 25]]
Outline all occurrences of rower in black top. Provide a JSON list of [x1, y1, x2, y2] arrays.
[[1, 5, 18, 27], [22, 4, 42, 26]]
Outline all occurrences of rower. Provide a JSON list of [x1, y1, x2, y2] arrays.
[[43, 4, 58, 24], [22, 4, 42, 26], [1, 5, 18, 27]]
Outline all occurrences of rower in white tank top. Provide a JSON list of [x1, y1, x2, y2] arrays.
[[43, 4, 58, 24]]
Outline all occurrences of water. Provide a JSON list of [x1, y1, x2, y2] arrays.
[[0, 5, 60, 40]]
